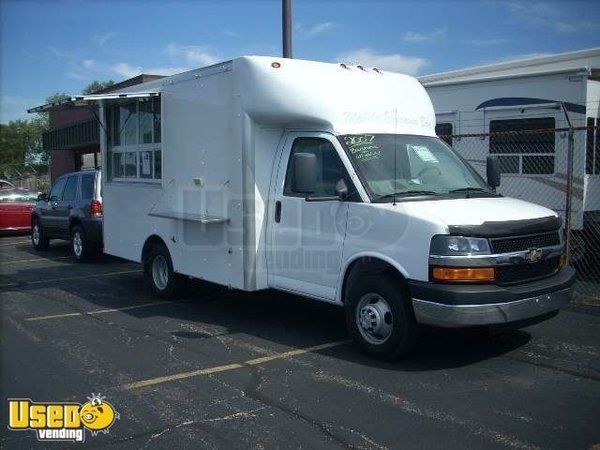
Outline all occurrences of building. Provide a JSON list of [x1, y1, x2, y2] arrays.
[[39, 74, 164, 181]]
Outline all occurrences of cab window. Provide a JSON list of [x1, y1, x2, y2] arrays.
[[49, 177, 67, 201], [284, 138, 347, 197], [81, 173, 95, 200], [62, 176, 78, 201]]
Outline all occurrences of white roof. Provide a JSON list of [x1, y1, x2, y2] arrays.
[[420, 47, 600, 86], [234, 56, 435, 135]]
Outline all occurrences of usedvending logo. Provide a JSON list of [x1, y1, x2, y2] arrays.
[[8, 393, 119, 442]]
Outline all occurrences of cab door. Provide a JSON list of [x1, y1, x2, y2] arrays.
[[57, 175, 79, 238], [40, 176, 67, 236], [267, 132, 353, 301]]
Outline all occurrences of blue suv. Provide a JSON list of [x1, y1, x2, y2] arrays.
[[31, 169, 103, 261]]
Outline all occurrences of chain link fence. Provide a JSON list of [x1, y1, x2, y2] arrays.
[[439, 124, 600, 305], [0, 162, 50, 194]]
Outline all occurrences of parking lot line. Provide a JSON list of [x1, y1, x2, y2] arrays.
[[0, 240, 31, 247], [0, 256, 73, 265], [25, 300, 173, 321], [123, 339, 350, 390], [0, 269, 142, 288]]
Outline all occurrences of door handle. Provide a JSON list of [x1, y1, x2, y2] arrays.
[[275, 201, 282, 223], [68, 205, 73, 210]]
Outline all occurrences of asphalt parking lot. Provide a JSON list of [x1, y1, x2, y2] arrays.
[[1, 234, 599, 449]]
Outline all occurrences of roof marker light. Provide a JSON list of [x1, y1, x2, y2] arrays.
[[271, 62, 281, 69], [372, 67, 382, 74], [340, 63, 349, 70], [357, 65, 366, 71]]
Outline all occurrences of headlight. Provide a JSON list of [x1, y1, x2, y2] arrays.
[[430, 235, 491, 256]]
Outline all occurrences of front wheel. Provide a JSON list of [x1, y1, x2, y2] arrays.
[[345, 274, 418, 359], [31, 219, 49, 251], [143, 243, 187, 300]]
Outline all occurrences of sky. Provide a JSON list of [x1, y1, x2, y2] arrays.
[[1, 0, 599, 123]]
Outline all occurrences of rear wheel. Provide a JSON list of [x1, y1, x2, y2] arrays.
[[71, 225, 97, 262], [143, 243, 187, 300], [31, 219, 49, 251], [345, 274, 418, 359]]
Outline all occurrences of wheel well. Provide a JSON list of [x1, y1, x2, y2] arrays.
[[69, 218, 82, 233], [341, 257, 408, 304], [141, 235, 167, 263]]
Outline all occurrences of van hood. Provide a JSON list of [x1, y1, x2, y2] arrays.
[[382, 196, 559, 229]]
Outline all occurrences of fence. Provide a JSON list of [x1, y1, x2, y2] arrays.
[[0, 162, 50, 194], [438, 124, 600, 305]]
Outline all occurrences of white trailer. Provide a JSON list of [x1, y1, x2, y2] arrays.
[[31, 56, 576, 358], [420, 48, 600, 233]]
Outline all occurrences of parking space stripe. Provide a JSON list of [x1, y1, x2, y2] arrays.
[[25, 300, 173, 321], [0, 269, 142, 288], [0, 256, 73, 265], [0, 240, 31, 247], [123, 340, 350, 390]]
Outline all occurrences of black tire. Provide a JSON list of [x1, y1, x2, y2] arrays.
[[31, 218, 49, 251], [345, 273, 418, 360], [143, 243, 187, 300], [71, 224, 97, 262]]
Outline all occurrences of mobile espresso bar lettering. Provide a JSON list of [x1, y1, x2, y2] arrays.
[[8, 394, 119, 443]]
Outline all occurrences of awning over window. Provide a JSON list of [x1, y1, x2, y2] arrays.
[[28, 92, 160, 113]]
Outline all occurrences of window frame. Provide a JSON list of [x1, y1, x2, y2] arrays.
[[283, 137, 355, 200], [489, 117, 556, 176], [106, 96, 162, 184]]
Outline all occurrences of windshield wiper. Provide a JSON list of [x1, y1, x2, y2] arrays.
[[448, 187, 496, 198], [374, 190, 439, 202]]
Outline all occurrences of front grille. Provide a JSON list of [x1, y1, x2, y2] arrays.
[[490, 231, 560, 254], [496, 256, 560, 284]]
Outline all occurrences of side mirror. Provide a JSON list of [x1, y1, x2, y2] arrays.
[[37, 193, 48, 202], [486, 156, 501, 189], [335, 179, 348, 200], [292, 152, 317, 194]]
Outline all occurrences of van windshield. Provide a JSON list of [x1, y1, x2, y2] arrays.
[[339, 134, 493, 202]]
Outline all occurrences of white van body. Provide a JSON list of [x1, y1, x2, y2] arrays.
[[33, 56, 575, 357]]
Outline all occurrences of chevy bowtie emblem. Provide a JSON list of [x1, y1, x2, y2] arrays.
[[525, 248, 543, 263]]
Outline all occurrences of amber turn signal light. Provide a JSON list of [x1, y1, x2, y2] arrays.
[[432, 267, 495, 282]]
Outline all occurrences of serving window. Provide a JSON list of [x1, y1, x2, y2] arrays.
[[106, 96, 161, 181]]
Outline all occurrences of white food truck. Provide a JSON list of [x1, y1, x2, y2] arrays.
[[35, 57, 575, 358]]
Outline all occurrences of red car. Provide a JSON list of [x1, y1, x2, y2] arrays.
[[0, 188, 38, 232]]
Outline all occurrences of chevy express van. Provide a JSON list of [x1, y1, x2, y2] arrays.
[[29, 57, 575, 358]]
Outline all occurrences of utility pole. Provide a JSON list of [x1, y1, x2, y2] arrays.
[[282, 0, 292, 58]]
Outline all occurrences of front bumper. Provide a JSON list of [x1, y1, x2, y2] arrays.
[[408, 267, 576, 327]]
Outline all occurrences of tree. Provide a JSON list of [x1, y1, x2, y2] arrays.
[[0, 119, 47, 178], [82, 80, 115, 94]]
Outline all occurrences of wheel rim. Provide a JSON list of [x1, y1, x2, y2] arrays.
[[356, 293, 394, 345], [72, 232, 83, 257], [32, 224, 40, 245], [152, 255, 169, 290]]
